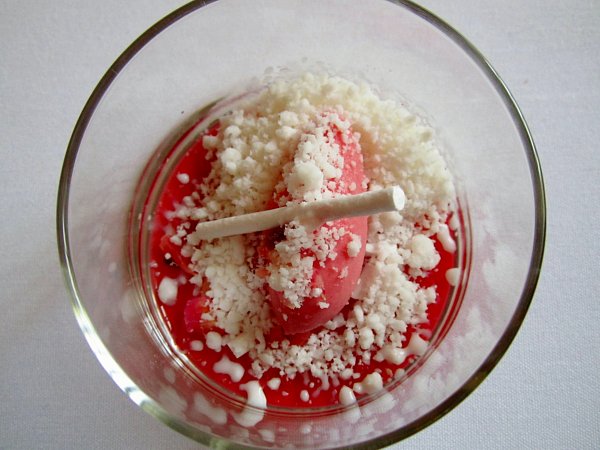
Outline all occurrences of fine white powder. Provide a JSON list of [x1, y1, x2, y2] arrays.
[[169, 72, 456, 386]]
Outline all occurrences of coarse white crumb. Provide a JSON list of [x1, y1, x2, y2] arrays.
[[446, 267, 460, 286], [267, 378, 281, 390], [407, 234, 440, 270], [300, 390, 310, 402], [346, 234, 362, 257], [190, 340, 204, 351], [176, 173, 190, 184], [158, 277, 178, 306], [205, 331, 223, 352]]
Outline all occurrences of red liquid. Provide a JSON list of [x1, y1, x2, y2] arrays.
[[146, 122, 458, 409]]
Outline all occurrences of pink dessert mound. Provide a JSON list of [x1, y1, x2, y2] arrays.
[[258, 112, 368, 334]]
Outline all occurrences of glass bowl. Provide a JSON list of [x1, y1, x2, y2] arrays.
[[57, 0, 545, 448]]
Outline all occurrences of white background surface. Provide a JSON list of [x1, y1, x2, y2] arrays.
[[1, 0, 599, 448]]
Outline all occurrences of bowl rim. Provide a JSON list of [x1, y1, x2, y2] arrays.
[[56, 0, 547, 448]]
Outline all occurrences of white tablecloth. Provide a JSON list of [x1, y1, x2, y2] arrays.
[[2, 0, 598, 448]]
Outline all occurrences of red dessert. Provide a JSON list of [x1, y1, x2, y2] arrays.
[[146, 115, 458, 409], [142, 73, 460, 413]]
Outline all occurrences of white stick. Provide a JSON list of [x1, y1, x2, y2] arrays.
[[192, 186, 405, 241]]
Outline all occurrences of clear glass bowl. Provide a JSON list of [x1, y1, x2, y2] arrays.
[[57, 0, 545, 448]]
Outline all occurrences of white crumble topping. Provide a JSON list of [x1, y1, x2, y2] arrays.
[[311, 287, 323, 297], [346, 233, 362, 257], [205, 331, 223, 352], [162, 72, 456, 401], [158, 277, 178, 306], [169, 234, 182, 246], [338, 266, 349, 280], [190, 340, 204, 352], [300, 390, 310, 402], [267, 378, 281, 390], [446, 267, 460, 286], [176, 172, 190, 184], [407, 234, 440, 271]]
